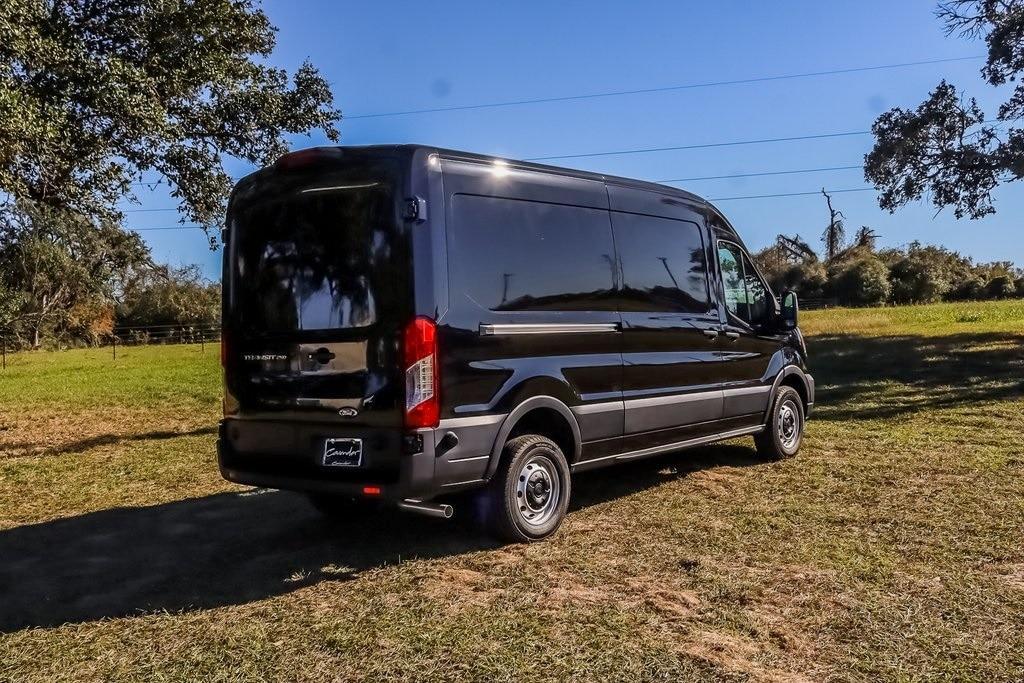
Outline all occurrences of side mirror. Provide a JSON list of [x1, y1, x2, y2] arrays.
[[780, 291, 799, 329]]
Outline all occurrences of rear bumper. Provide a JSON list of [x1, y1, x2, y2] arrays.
[[217, 414, 506, 500], [217, 419, 439, 501]]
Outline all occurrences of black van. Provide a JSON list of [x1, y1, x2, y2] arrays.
[[218, 145, 814, 542]]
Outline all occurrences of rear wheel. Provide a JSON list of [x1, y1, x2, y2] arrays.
[[483, 435, 571, 543], [755, 385, 804, 459]]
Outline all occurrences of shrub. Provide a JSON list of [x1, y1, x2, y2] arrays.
[[830, 257, 891, 306], [986, 275, 1016, 299], [950, 275, 987, 301], [781, 261, 827, 298]]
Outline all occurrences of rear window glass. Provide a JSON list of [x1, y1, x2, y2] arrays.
[[613, 213, 712, 314], [230, 173, 399, 334], [449, 195, 617, 312]]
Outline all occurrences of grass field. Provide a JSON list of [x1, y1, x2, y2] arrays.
[[1, 300, 1022, 682]]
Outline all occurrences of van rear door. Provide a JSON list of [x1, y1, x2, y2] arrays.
[[223, 152, 411, 430]]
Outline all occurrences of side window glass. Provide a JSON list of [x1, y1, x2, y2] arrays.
[[717, 241, 771, 326], [613, 213, 711, 314], [449, 195, 618, 312], [742, 253, 770, 324], [717, 243, 745, 319]]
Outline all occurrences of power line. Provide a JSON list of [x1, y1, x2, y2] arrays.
[[124, 187, 878, 229], [347, 55, 983, 119], [131, 225, 206, 231], [125, 136, 870, 195], [657, 164, 863, 183], [709, 187, 875, 202], [524, 130, 871, 161]]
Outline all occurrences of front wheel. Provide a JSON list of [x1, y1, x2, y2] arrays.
[[755, 385, 805, 459], [483, 435, 571, 543]]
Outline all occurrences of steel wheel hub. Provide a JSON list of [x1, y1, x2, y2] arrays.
[[516, 454, 561, 527], [778, 401, 799, 449]]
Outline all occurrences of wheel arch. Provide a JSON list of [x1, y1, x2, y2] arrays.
[[484, 396, 582, 480], [765, 365, 811, 421]]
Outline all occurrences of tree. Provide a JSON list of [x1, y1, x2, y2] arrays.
[[829, 256, 891, 306], [0, 0, 340, 239], [887, 242, 975, 304], [0, 201, 150, 347], [820, 189, 846, 261], [865, 1, 1024, 218], [781, 260, 828, 299], [118, 264, 220, 328], [852, 226, 878, 250], [986, 274, 1017, 298]]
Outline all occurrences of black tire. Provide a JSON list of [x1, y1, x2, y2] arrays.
[[755, 385, 805, 460], [483, 434, 571, 543], [305, 492, 379, 518]]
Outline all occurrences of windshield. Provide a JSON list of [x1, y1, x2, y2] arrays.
[[228, 163, 405, 336]]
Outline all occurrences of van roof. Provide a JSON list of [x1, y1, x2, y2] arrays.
[[417, 144, 746, 242], [251, 144, 743, 241]]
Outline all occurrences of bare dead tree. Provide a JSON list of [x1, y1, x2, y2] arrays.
[[854, 226, 879, 249], [821, 188, 846, 262], [776, 234, 818, 263]]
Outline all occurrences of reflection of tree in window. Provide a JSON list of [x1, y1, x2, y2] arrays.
[[718, 242, 769, 325], [718, 243, 746, 319], [615, 215, 711, 314], [235, 174, 399, 333]]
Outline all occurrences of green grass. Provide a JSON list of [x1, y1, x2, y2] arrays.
[[1, 301, 1023, 682]]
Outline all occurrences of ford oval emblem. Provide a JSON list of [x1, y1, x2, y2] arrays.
[[338, 407, 358, 418]]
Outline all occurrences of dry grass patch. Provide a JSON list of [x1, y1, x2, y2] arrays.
[[2, 304, 1024, 681]]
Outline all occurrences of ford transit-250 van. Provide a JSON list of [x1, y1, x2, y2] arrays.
[[218, 145, 814, 542]]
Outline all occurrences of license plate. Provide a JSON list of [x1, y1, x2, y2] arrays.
[[322, 438, 362, 467]]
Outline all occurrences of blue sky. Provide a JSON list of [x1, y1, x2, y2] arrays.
[[132, 0, 1023, 279]]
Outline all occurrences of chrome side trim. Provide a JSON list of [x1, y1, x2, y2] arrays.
[[440, 478, 486, 488], [722, 385, 772, 397], [437, 414, 506, 429], [572, 425, 764, 470], [571, 401, 624, 416], [624, 389, 722, 410], [479, 323, 619, 336], [446, 454, 491, 463]]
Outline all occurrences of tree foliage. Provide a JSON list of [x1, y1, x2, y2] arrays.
[[865, 1, 1024, 218], [829, 256, 891, 306], [117, 264, 219, 328], [755, 234, 1023, 307], [0, 201, 151, 346], [0, 0, 340, 236]]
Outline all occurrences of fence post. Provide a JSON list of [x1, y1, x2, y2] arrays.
[[2, 335, 5, 370], [112, 333, 116, 360]]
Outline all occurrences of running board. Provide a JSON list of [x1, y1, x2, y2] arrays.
[[571, 425, 764, 472]]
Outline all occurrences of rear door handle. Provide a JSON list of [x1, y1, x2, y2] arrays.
[[724, 331, 740, 340], [702, 329, 719, 340]]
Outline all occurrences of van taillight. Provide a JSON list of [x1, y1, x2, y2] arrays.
[[220, 330, 229, 368], [403, 316, 439, 429]]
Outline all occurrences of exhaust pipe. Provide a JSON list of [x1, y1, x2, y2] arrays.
[[397, 499, 454, 520]]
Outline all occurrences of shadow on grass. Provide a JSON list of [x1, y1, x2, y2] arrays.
[[810, 331, 1024, 421], [0, 443, 763, 632], [4, 425, 219, 459]]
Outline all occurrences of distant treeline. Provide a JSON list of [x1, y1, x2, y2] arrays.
[[754, 235, 1023, 307], [0, 201, 218, 350]]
